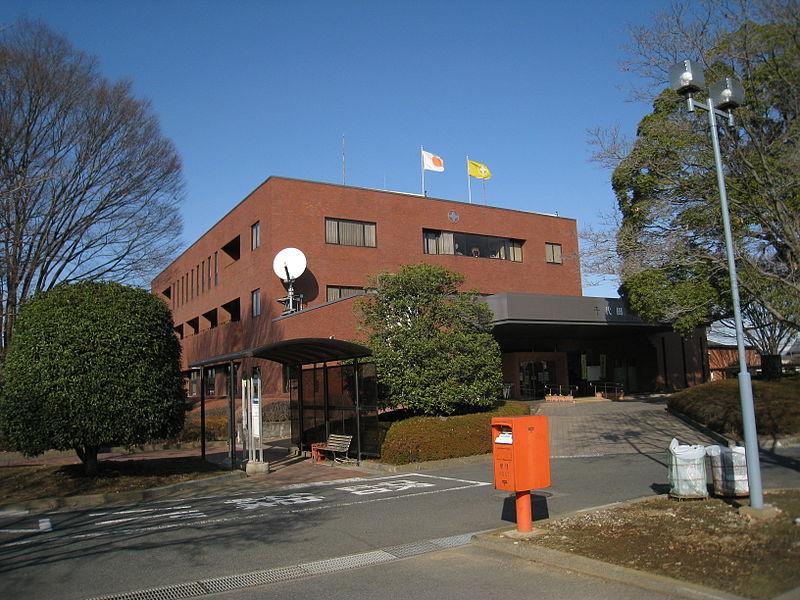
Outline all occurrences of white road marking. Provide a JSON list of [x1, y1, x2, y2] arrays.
[[0, 474, 489, 548], [0, 518, 51, 533], [336, 479, 436, 495], [223, 493, 325, 510], [89, 506, 192, 517], [95, 510, 205, 526]]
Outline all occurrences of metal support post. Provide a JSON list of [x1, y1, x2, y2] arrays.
[[515, 491, 533, 533], [706, 103, 764, 508]]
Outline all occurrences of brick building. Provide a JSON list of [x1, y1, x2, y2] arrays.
[[151, 176, 706, 407]]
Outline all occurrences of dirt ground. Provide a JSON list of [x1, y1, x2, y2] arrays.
[[520, 490, 800, 600], [0, 457, 227, 505]]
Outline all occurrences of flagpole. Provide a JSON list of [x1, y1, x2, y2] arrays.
[[421, 145, 425, 196], [466, 155, 472, 204]]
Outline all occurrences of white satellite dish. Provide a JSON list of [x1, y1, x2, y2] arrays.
[[272, 248, 307, 282]]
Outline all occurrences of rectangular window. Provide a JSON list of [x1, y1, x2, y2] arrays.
[[222, 297, 240, 322], [207, 256, 212, 289], [214, 252, 219, 285], [325, 218, 376, 247], [326, 285, 365, 302], [186, 317, 199, 335], [251, 221, 260, 250], [545, 242, 563, 264], [423, 229, 523, 262], [189, 370, 199, 397], [282, 364, 291, 394], [251, 288, 261, 317], [222, 236, 240, 261], [205, 367, 216, 397]]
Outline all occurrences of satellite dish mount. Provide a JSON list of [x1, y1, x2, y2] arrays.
[[272, 248, 307, 315]]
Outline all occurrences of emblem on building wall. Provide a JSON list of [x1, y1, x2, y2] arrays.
[[448, 210, 459, 223]]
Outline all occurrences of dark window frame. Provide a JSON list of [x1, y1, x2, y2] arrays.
[[423, 229, 523, 262], [545, 242, 563, 264], [325, 217, 377, 247]]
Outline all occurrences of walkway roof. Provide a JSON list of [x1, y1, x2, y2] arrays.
[[188, 337, 372, 368]]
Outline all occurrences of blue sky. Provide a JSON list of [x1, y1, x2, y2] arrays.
[[1, 0, 670, 297]]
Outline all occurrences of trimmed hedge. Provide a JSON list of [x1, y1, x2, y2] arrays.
[[667, 377, 800, 438], [175, 415, 229, 442], [378, 401, 530, 464]]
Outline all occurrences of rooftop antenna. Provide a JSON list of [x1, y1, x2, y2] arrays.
[[341, 134, 346, 185], [272, 248, 307, 315]]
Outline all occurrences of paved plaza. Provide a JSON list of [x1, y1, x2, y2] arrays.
[[537, 396, 720, 458]]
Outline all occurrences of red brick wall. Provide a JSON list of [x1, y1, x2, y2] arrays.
[[152, 176, 582, 368]]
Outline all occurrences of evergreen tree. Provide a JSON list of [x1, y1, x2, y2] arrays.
[[356, 264, 502, 416], [0, 281, 186, 475]]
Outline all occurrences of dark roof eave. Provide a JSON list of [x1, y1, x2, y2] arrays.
[[188, 337, 372, 368]]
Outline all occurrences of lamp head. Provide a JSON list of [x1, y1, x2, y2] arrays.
[[669, 60, 705, 96], [709, 77, 744, 110]]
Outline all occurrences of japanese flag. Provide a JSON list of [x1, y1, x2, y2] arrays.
[[422, 150, 444, 172]]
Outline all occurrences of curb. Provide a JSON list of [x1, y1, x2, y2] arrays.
[[355, 453, 493, 474], [666, 408, 735, 446], [0, 471, 247, 514], [472, 532, 749, 600]]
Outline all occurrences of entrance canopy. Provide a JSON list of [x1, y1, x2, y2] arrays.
[[188, 337, 372, 368], [484, 292, 671, 349]]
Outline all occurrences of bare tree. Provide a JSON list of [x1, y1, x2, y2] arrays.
[[0, 19, 184, 354]]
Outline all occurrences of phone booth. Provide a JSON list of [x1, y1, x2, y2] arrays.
[[491, 415, 550, 532]]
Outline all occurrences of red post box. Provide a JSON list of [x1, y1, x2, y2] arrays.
[[491, 415, 550, 532]]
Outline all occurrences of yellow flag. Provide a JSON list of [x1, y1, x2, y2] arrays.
[[468, 160, 492, 179]]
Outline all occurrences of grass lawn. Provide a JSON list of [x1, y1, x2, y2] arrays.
[[516, 490, 800, 600], [0, 457, 227, 505], [668, 376, 800, 440]]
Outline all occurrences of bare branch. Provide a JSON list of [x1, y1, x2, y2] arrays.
[[0, 19, 184, 353]]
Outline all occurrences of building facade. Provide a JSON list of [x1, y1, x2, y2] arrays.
[[152, 176, 705, 405]]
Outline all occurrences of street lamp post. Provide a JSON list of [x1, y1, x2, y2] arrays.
[[669, 59, 764, 509]]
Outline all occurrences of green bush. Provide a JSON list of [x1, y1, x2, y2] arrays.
[[0, 281, 186, 475], [667, 377, 800, 438], [175, 415, 229, 442], [378, 401, 530, 464]]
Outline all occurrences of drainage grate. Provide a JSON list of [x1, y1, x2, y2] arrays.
[[198, 565, 307, 593], [83, 532, 484, 600], [385, 540, 440, 558], [303, 550, 396, 575]]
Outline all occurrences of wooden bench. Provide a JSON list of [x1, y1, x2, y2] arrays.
[[311, 434, 353, 464]]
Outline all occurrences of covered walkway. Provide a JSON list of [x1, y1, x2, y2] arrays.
[[188, 337, 374, 468]]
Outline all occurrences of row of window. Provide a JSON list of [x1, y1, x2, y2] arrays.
[[325, 218, 562, 264], [169, 216, 563, 312], [173, 298, 240, 339], [164, 252, 220, 310], [423, 229, 523, 261], [177, 285, 356, 339]]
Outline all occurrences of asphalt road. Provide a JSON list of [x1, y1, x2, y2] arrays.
[[2, 446, 798, 600]]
